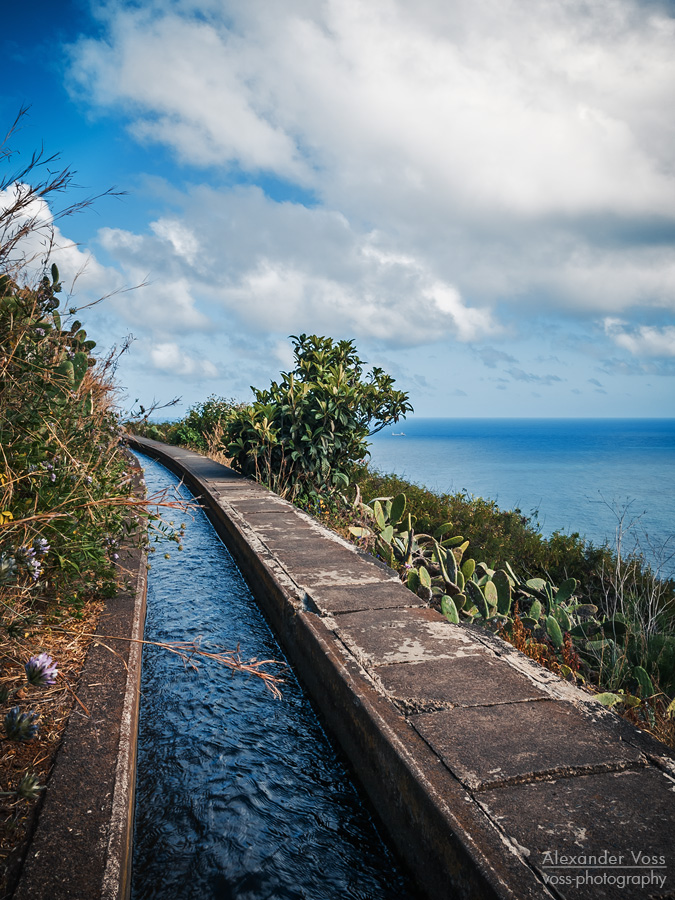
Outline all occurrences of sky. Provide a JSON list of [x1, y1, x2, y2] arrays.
[[2, 0, 674, 418]]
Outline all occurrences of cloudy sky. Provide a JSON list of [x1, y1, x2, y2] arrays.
[[2, 0, 674, 417]]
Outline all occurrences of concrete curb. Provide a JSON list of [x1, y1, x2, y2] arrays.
[[127, 437, 675, 900], [12, 456, 147, 900]]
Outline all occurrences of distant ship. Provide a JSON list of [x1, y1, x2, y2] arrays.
[[391, 432, 406, 436]]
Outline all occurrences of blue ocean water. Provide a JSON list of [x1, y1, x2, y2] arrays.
[[367, 419, 675, 576]]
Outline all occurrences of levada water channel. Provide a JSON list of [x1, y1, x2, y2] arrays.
[[131, 453, 420, 900]]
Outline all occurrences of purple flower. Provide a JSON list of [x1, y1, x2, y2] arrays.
[[25, 653, 58, 687], [33, 538, 50, 556], [16, 546, 42, 581]]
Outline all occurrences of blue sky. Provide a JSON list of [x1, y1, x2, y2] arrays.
[[2, 0, 675, 418]]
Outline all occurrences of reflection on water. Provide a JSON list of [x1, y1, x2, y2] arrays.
[[131, 453, 419, 900]]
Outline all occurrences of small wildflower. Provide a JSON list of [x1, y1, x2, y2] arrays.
[[16, 546, 42, 581], [4, 707, 39, 741], [34, 327, 45, 337], [33, 538, 50, 556], [25, 653, 58, 687]]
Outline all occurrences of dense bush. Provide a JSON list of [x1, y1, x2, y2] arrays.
[[127, 396, 245, 454], [0, 111, 146, 757], [0, 123, 153, 842], [222, 334, 412, 502], [0, 265, 134, 616]]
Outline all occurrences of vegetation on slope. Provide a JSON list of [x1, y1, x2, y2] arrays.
[[131, 367, 675, 745]]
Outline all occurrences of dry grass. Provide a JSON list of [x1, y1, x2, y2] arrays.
[[0, 595, 105, 893]]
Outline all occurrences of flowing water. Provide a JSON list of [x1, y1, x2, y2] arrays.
[[131, 453, 420, 900]]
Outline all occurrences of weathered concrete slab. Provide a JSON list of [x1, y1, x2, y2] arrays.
[[259, 531, 318, 552], [411, 701, 644, 790], [373, 655, 549, 711], [335, 607, 482, 666], [229, 515, 316, 546], [308, 581, 426, 614], [226, 496, 292, 512], [238, 512, 313, 531], [275, 544, 400, 587], [188, 461, 243, 480], [479, 767, 675, 900], [209, 479, 264, 491]]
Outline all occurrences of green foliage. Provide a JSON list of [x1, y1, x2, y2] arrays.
[[173, 395, 243, 450], [223, 334, 412, 502], [0, 266, 136, 617], [350, 486, 674, 706], [355, 466, 674, 618]]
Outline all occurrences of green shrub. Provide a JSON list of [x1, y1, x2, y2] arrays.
[[0, 266, 134, 613], [126, 396, 244, 452], [0, 114, 141, 621], [223, 334, 412, 502], [180, 395, 242, 448]]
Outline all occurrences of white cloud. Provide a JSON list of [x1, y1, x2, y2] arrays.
[[66, 0, 675, 329], [604, 319, 675, 357], [69, 0, 675, 218], [69, 8, 311, 181], [149, 341, 219, 377], [553, 246, 675, 314], [89, 185, 499, 346], [97, 227, 211, 334], [150, 219, 200, 265], [55, 0, 675, 413]]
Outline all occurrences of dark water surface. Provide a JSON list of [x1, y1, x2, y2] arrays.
[[369, 418, 675, 576], [131, 453, 419, 900]]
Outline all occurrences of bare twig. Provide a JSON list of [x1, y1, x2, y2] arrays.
[[51, 629, 285, 699]]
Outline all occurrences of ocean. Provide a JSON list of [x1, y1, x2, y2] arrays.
[[367, 419, 675, 577]]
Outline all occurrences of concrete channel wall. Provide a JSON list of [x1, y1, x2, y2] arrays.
[[128, 437, 675, 900]]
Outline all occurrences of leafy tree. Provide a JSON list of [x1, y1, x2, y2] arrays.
[[223, 334, 412, 501]]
